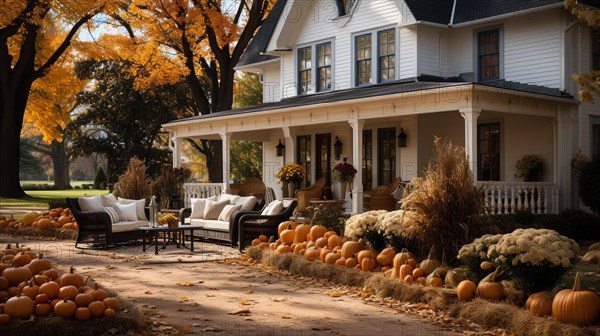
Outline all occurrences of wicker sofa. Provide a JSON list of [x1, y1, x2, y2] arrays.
[[237, 199, 297, 251], [67, 197, 148, 249], [179, 193, 266, 247]]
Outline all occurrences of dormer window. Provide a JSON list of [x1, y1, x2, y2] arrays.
[[337, 0, 357, 16]]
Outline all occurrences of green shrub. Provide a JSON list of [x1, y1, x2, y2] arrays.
[[48, 199, 68, 210], [94, 167, 108, 189], [579, 158, 600, 214]]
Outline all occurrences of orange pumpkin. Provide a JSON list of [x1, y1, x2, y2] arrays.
[[34, 303, 52, 317], [340, 241, 364, 259], [39, 281, 60, 299], [60, 267, 85, 288], [37, 218, 51, 230], [327, 235, 342, 249], [360, 256, 376, 272], [552, 272, 600, 325], [293, 224, 311, 244], [399, 263, 413, 280], [54, 299, 77, 318], [456, 280, 477, 301], [4, 290, 35, 319], [279, 225, 295, 245], [376, 247, 395, 266], [526, 291, 552, 317], [277, 221, 297, 236], [309, 225, 327, 241], [88, 300, 105, 317]]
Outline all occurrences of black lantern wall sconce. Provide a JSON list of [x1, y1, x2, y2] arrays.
[[397, 128, 407, 148], [334, 136, 343, 160], [276, 139, 285, 157]]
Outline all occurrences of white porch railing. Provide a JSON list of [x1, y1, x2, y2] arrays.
[[183, 183, 224, 207], [477, 182, 558, 214]]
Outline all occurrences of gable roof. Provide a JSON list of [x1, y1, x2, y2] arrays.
[[237, 0, 288, 67], [238, 0, 598, 68]]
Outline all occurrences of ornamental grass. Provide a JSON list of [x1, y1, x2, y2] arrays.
[[113, 157, 152, 202], [400, 137, 484, 263]]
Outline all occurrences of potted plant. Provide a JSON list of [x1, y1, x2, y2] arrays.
[[332, 161, 357, 199], [277, 163, 306, 197], [515, 155, 544, 182]]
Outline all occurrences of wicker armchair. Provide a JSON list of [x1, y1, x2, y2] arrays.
[[229, 177, 266, 200], [363, 178, 403, 211], [237, 200, 297, 251], [294, 178, 326, 216]]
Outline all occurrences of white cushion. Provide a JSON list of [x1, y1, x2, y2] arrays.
[[261, 200, 283, 216], [201, 220, 230, 231], [203, 199, 230, 220], [236, 196, 257, 211], [78, 196, 104, 212], [112, 220, 147, 233], [103, 207, 119, 223], [189, 218, 205, 227], [218, 194, 241, 205], [99, 194, 117, 207], [112, 203, 138, 221], [218, 204, 242, 222], [117, 197, 147, 221], [190, 198, 208, 219]]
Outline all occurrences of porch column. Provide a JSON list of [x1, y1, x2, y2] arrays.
[[170, 132, 181, 168], [349, 120, 364, 214], [220, 132, 231, 193], [460, 108, 481, 181], [556, 107, 577, 211]]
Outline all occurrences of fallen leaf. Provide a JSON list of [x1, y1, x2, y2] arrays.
[[329, 291, 343, 297], [228, 309, 251, 316], [105, 265, 116, 269], [176, 282, 196, 287], [245, 290, 254, 294], [205, 294, 215, 297], [238, 300, 252, 305], [144, 291, 152, 295], [202, 327, 223, 332], [180, 296, 190, 302]]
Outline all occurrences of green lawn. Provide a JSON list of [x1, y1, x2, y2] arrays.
[[0, 189, 109, 208]]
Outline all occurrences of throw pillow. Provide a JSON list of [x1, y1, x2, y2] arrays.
[[203, 199, 230, 220], [218, 194, 241, 205], [236, 196, 257, 211], [190, 198, 208, 219], [117, 197, 147, 221], [112, 202, 138, 221], [218, 204, 242, 222], [78, 196, 104, 212], [103, 207, 120, 224], [261, 200, 283, 216], [99, 194, 117, 207]]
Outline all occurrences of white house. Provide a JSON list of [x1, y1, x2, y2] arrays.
[[162, 0, 600, 215]]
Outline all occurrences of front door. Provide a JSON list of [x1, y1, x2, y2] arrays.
[[378, 128, 396, 185], [315, 133, 331, 185]]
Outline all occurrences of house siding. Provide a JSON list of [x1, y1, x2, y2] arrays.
[[504, 9, 562, 88], [399, 26, 418, 79], [417, 27, 442, 77], [263, 63, 281, 103]]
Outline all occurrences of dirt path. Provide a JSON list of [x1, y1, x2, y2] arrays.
[[1, 236, 494, 336]]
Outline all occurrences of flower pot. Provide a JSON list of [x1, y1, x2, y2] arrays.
[[333, 181, 347, 200], [288, 183, 297, 198]]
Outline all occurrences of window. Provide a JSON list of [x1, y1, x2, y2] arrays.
[[315, 133, 331, 185], [478, 29, 500, 81], [337, 0, 356, 16], [362, 130, 373, 191], [355, 34, 372, 85], [297, 42, 332, 94], [592, 30, 600, 71], [354, 28, 396, 86], [296, 135, 311, 185], [478, 123, 501, 181], [378, 128, 396, 185], [317, 43, 332, 91], [298, 47, 312, 94], [379, 29, 395, 82]]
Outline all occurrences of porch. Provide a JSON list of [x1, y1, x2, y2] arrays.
[[183, 181, 558, 215], [164, 81, 577, 215]]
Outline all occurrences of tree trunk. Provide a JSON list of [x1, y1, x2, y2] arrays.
[[51, 140, 71, 189], [0, 90, 28, 198], [207, 140, 223, 183]]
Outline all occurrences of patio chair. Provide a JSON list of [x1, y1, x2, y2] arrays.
[[363, 178, 404, 211], [294, 178, 326, 216], [237, 200, 297, 251], [237, 177, 266, 200]]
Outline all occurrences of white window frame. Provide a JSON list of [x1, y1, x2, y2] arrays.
[[295, 39, 335, 95], [473, 25, 504, 82], [352, 26, 398, 87]]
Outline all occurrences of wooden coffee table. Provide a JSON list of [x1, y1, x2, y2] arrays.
[[139, 226, 184, 255]]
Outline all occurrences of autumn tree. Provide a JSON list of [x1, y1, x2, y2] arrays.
[[69, 59, 193, 183], [23, 55, 86, 189], [0, 0, 109, 197], [102, 0, 274, 182], [565, 0, 600, 101]]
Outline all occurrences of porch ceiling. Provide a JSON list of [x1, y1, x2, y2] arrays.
[[163, 81, 576, 139]]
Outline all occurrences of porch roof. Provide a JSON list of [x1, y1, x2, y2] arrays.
[[164, 77, 574, 126]]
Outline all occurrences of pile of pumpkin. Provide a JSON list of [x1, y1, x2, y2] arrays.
[[250, 221, 600, 326], [0, 208, 78, 231], [0, 244, 120, 324]]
